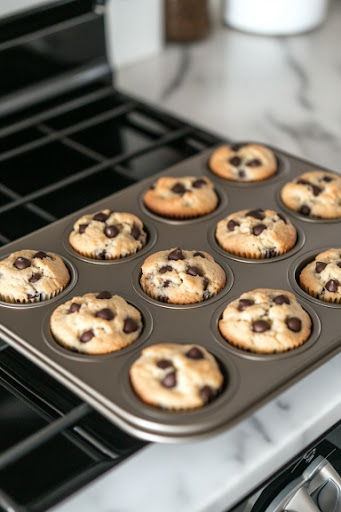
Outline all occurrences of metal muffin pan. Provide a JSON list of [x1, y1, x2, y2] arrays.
[[0, 143, 340, 443]]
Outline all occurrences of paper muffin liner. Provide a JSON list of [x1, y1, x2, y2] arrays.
[[130, 389, 221, 411], [299, 280, 341, 304], [143, 287, 203, 305], [217, 244, 288, 260], [73, 246, 142, 260], [145, 206, 217, 220], [0, 286, 66, 305], [218, 324, 307, 354]]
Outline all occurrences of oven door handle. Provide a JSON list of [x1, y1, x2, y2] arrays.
[[264, 456, 341, 512]]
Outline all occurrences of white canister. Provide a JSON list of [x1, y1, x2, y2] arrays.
[[224, 0, 329, 36]]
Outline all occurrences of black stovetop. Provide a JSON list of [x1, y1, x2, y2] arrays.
[[0, 2, 223, 510], [0, 78, 220, 512]]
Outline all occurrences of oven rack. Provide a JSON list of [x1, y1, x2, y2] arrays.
[[0, 81, 221, 511]]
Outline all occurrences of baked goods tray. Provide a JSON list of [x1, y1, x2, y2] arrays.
[[0, 144, 340, 443]]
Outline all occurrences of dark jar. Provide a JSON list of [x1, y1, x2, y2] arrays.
[[165, 0, 210, 42]]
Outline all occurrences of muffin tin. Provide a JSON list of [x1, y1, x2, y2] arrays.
[[0, 144, 340, 443]]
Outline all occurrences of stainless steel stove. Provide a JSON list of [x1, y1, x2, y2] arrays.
[[0, 1, 222, 510]]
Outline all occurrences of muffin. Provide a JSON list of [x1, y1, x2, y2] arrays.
[[50, 291, 142, 355], [215, 208, 297, 259], [143, 176, 218, 218], [130, 343, 224, 410], [69, 210, 147, 260], [219, 289, 311, 354], [280, 171, 341, 219], [209, 143, 277, 182], [140, 248, 226, 304], [0, 250, 70, 303], [299, 249, 341, 303]]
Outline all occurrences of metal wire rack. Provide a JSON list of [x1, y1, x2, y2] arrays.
[[0, 81, 221, 511]]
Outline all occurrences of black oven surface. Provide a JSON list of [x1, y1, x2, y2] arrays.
[[0, 2, 222, 509], [0, 38, 221, 512]]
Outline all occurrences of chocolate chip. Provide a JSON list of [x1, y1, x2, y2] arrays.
[[237, 299, 254, 311], [123, 318, 138, 333], [186, 347, 204, 359], [227, 219, 240, 231], [131, 224, 140, 240], [186, 266, 203, 277], [33, 251, 48, 259], [315, 261, 327, 273], [13, 257, 31, 270], [229, 156, 241, 166], [337, 262, 341, 268], [246, 209, 265, 220], [161, 371, 177, 388], [203, 277, 209, 290], [67, 302, 81, 314], [149, 184, 155, 190], [104, 225, 119, 238], [311, 185, 322, 196], [238, 170, 246, 178], [163, 280, 171, 288], [230, 143, 245, 151], [277, 213, 287, 224], [96, 290, 112, 299], [297, 179, 311, 185], [192, 179, 207, 188], [98, 250, 106, 260], [157, 359, 172, 369], [286, 317, 302, 332], [246, 158, 261, 167], [80, 329, 94, 343], [252, 320, 270, 333], [168, 248, 184, 261], [159, 265, 172, 274], [322, 176, 333, 182], [93, 212, 109, 222], [193, 252, 205, 258], [27, 292, 39, 300], [157, 295, 169, 303], [200, 385, 215, 404], [78, 223, 89, 234], [273, 294, 290, 305], [171, 183, 187, 195], [325, 279, 339, 293], [299, 205, 311, 216], [29, 272, 41, 283], [203, 291, 212, 300], [95, 308, 115, 321], [252, 223, 267, 236], [264, 248, 277, 258]]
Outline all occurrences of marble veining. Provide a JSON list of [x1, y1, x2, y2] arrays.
[[54, 1, 341, 511], [54, 355, 340, 512], [117, 0, 341, 171]]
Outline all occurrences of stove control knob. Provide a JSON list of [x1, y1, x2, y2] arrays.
[[317, 480, 340, 512], [264, 456, 341, 512]]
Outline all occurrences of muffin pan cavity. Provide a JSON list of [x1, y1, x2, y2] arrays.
[[139, 179, 228, 225], [0, 144, 340, 442], [207, 145, 289, 188], [211, 298, 321, 362], [63, 216, 158, 264], [208, 220, 305, 264], [0, 254, 78, 309], [289, 248, 341, 309]]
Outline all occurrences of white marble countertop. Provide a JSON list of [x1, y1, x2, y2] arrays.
[[54, 2, 341, 511]]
